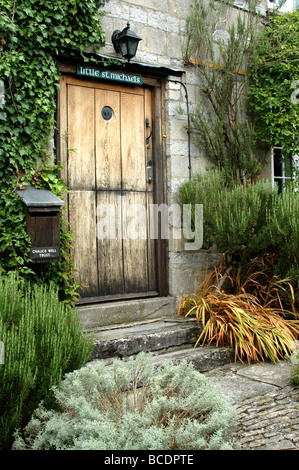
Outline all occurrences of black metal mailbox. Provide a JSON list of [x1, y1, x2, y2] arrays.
[[17, 186, 64, 263]]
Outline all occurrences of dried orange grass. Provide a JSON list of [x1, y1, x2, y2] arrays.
[[178, 256, 299, 364]]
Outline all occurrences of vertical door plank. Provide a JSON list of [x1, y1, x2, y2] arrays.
[[96, 191, 124, 295], [152, 85, 168, 296], [121, 92, 146, 192], [144, 87, 157, 291], [146, 192, 157, 291], [69, 191, 98, 297], [122, 192, 148, 293], [145, 87, 154, 195], [95, 89, 121, 191], [67, 85, 95, 190]]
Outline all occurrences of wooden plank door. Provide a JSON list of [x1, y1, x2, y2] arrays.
[[59, 76, 158, 300]]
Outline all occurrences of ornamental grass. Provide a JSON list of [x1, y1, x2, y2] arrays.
[[178, 255, 299, 364]]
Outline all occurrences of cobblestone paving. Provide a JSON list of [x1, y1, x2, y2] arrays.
[[205, 361, 299, 451], [232, 384, 299, 450]]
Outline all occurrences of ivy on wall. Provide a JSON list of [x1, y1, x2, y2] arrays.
[[249, 10, 299, 155], [0, 0, 108, 304]]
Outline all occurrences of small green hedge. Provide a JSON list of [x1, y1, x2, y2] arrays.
[[0, 273, 93, 450], [178, 168, 299, 307]]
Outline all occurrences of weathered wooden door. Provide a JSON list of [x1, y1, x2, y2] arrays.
[[59, 75, 159, 300]]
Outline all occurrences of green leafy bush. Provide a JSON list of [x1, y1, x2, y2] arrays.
[[178, 168, 299, 308], [268, 189, 299, 267], [213, 181, 277, 257], [0, 273, 93, 450], [13, 353, 236, 451], [178, 167, 276, 255], [178, 167, 238, 249], [267, 188, 299, 306], [249, 10, 299, 155]]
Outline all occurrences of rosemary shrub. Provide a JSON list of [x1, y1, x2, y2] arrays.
[[178, 168, 299, 308], [13, 353, 236, 450], [178, 167, 275, 255], [0, 272, 93, 450]]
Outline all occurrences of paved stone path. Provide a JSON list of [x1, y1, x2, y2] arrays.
[[204, 361, 299, 450], [233, 384, 299, 450]]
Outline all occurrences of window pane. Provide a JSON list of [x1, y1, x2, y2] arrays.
[[273, 148, 282, 178], [293, 155, 299, 171], [285, 155, 293, 177]]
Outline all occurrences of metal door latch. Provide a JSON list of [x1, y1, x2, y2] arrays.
[[146, 160, 153, 183], [145, 118, 152, 145]]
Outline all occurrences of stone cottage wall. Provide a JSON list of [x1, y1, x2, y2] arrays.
[[97, 0, 267, 301]]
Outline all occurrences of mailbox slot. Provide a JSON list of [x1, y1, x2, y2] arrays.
[[17, 186, 64, 263]]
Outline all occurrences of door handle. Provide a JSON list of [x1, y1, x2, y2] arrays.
[[145, 118, 152, 145], [146, 160, 153, 183]]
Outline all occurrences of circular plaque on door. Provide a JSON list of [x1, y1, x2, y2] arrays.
[[101, 106, 113, 121]]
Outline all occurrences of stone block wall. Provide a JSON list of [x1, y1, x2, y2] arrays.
[[100, 0, 190, 67], [99, 0, 208, 194]]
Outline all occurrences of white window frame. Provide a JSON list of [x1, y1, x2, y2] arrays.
[[268, 0, 296, 12], [271, 147, 299, 191]]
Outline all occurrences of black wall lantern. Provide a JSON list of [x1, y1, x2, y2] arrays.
[[112, 22, 142, 62]]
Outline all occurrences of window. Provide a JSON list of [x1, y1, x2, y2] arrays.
[[271, 147, 299, 192], [268, 0, 296, 12]]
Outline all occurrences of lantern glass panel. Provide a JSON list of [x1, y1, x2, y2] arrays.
[[127, 39, 138, 58], [119, 39, 129, 58]]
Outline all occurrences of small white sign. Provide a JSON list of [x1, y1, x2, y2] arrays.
[[76, 66, 143, 85]]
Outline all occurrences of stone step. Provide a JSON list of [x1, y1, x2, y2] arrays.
[[78, 296, 176, 330], [152, 345, 234, 373], [88, 318, 234, 372], [90, 318, 199, 360]]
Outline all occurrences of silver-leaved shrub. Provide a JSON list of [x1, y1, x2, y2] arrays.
[[13, 353, 236, 450]]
